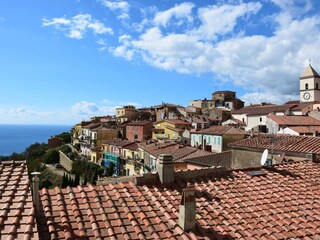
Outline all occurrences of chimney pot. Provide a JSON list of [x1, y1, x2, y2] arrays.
[[179, 188, 196, 231], [157, 154, 174, 185], [31, 172, 41, 213]]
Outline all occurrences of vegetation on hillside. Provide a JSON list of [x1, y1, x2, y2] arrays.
[[56, 132, 71, 143], [0, 130, 115, 189]]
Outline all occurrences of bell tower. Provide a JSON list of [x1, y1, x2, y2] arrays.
[[300, 63, 320, 102]]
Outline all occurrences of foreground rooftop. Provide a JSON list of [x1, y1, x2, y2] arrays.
[[38, 160, 320, 239], [0, 161, 38, 240]]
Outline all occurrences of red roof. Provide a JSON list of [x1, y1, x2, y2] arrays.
[[287, 126, 320, 134], [267, 115, 320, 126], [229, 134, 320, 154], [193, 125, 245, 135], [0, 161, 38, 240], [38, 160, 320, 239], [140, 143, 197, 161], [126, 120, 152, 126], [233, 102, 316, 116], [156, 119, 191, 125], [232, 104, 295, 115]]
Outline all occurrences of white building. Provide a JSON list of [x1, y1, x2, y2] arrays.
[[232, 64, 320, 132]]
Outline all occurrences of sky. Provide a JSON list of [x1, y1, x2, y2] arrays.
[[0, 0, 320, 125]]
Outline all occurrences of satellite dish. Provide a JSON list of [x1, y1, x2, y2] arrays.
[[260, 149, 268, 166]]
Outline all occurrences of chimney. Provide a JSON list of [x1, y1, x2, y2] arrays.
[[157, 154, 174, 185], [306, 153, 316, 162], [31, 172, 41, 212], [179, 188, 196, 231]]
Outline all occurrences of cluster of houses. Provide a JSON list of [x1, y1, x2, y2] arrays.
[[71, 64, 320, 177], [3, 64, 320, 239], [71, 90, 247, 176]]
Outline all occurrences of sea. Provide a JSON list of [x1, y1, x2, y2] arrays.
[[0, 124, 72, 156]]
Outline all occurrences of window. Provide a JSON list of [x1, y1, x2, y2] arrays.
[[306, 83, 309, 90], [317, 83, 319, 89], [242, 118, 245, 122], [217, 138, 221, 145], [260, 117, 262, 122]]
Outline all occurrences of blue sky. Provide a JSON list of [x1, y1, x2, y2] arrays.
[[0, 0, 320, 124]]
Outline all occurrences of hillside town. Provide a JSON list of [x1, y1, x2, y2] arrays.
[[2, 64, 320, 239], [66, 64, 320, 177]]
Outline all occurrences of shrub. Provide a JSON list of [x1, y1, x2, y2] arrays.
[[59, 145, 72, 154], [43, 149, 60, 164]]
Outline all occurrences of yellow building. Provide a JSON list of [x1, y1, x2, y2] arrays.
[[115, 105, 137, 123], [122, 143, 144, 176], [152, 119, 191, 140]]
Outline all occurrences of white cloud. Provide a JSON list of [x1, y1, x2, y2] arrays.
[[118, 101, 141, 107], [0, 99, 142, 124], [154, 2, 194, 27], [99, 0, 130, 20], [110, 1, 320, 104], [109, 34, 134, 60], [240, 92, 298, 106], [70, 100, 141, 120], [0, 106, 56, 124], [270, 0, 313, 15], [42, 14, 113, 39], [193, 2, 262, 40], [71, 101, 100, 115]]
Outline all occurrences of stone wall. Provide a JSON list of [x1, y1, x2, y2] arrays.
[[175, 166, 226, 180], [97, 176, 136, 185], [231, 148, 316, 169], [59, 151, 73, 172]]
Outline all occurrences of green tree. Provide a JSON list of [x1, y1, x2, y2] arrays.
[[9, 152, 26, 160], [83, 175, 87, 185], [61, 173, 68, 188], [74, 174, 80, 186], [57, 132, 71, 143], [92, 169, 98, 185], [43, 149, 60, 164], [59, 145, 72, 155], [68, 151, 78, 161], [106, 162, 115, 177], [25, 143, 48, 162], [74, 143, 80, 151]]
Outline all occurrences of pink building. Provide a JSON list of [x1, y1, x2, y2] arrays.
[[126, 120, 153, 142]]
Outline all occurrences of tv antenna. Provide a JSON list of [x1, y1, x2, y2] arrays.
[[260, 149, 268, 166]]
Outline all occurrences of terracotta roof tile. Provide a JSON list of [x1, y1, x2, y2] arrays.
[[267, 115, 320, 126], [38, 160, 320, 239], [0, 161, 38, 240], [286, 126, 320, 134], [194, 125, 245, 135], [232, 104, 295, 115], [229, 134, 320, 154], [139, 143, 197, 161], [156, 119, 191, 125]]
